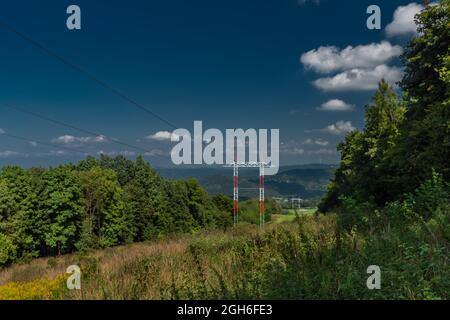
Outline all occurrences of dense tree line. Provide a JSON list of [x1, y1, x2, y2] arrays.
[[319, 1, 450, 229], [0, 155, 236, 266]]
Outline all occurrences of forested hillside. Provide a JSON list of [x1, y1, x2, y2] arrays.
[[0, 155, 240, 266], [158, 164, 335, 199]]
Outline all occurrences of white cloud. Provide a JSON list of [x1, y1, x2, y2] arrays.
[[144, 149, 165, 157], [0, 150, 24, 158], [307, 148, 336, 155], [281, 139, 337, 156], [31, 150, 75, 158], [0, 150, 89, 158], [313, 65, 403, 91], [323, 121, 356, 135], [47, 150, 69, 157], [300, 41, 403, 73], [52, 135, 107, 145], [281, 145, 336, 156], [386, 3, 423, 37], [146, 131, 178, 141], [29, 141, 38, 147], [0, 128, 4, 134], [317, 99, 354, 112], [304, 138, 329, 146], [281, 147, 305, 155]]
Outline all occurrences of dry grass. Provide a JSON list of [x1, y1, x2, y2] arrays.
[[0, 235, 190, 286], [0, 224, 266, 286], [0, 222, 290, 299], [1, 212, 447, 300]]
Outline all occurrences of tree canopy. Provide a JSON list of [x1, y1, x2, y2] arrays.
[[0, 156, 234, 266]]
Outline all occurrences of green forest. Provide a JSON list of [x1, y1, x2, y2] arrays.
[[0, 154, 282, 266], [0, 0, 449, 300]]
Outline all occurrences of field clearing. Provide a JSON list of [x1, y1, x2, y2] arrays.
[[288, 208, 317, 215], [272, 208, 317, 224], [271, 214, 297, 224], [0, 210, 448, 300], [0, 224, 277, 289]]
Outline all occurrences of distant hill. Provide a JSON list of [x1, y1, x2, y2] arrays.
[[157, 164, 337, 199]]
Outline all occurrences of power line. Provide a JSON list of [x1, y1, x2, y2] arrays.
[[1, 104, 170, 159], [0, 20, 178, 130]]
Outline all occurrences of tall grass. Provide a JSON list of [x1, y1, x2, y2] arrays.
[[0, 213, 448, 300]]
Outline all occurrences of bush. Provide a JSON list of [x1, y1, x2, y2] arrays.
[[405, 171, 449, 221], [0, 234, 17, 267]]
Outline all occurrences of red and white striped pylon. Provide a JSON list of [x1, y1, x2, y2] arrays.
[[226, 161, 269, 228], [259, 162, 265, 228], [233, 161, 239, 226]]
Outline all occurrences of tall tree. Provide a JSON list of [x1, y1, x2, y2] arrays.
[[77, 167, 129, 248], [123, 156, 167, 240], [99, 154, 136, 186], [0, 167, 39, 260], [389, 0, 450, 195], [319, 80, 405, 211], [36, 167, 84, 255]]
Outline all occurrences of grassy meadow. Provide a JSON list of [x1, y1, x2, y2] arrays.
[[0, 209, 448, 300]]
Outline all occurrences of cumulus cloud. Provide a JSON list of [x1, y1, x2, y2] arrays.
[[146, 131, 177, 141], [322, 121, 356, 135], [300, 41, 403, 73], [52, 135, 108, 145], [0, 128, 4, 134], [313, 65, 403, 91], [304, 138, 329, 146], [386, 3, 423, 37], [317, 99, 354, 112]]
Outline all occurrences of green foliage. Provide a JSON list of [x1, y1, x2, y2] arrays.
[[99, 154, 136, 186], [310, 3, 450, 299], [78, 166, 131, 248], [321, 0, 450, 214], [36, 167, 84, 255], [0, 234, 17, 267], [238, 199, 280, 225], [320, 80, 406, 211], [392, 0, 450, 193], [185, 178, 216, 228], [405, 171, 450, 221], [0, 167, 39, 261], [55, 211, 448, 300], [0, 155, 237, 267], [123, 156, 167, 240], [211, 194, 233, 229]]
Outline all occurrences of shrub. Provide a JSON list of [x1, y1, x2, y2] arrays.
[[0, 234, 17, 267]]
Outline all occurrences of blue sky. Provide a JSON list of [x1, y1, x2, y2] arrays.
[[0, 0, 423, 167]]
